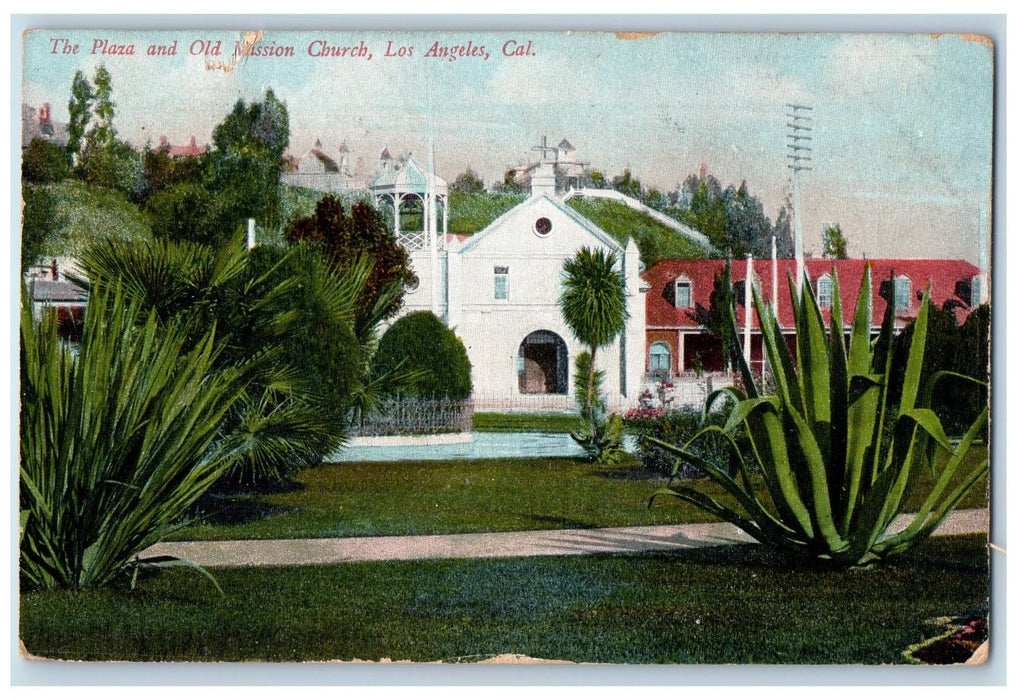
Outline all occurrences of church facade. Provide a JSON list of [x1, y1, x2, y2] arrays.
[[385, 161, 646, 410]]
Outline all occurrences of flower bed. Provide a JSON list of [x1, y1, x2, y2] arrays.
[[904, 615, 988, 664]]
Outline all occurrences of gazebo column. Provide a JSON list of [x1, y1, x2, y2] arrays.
[[393, 194, 401, 237]]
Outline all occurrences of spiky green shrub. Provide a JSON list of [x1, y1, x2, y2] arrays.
[[650, 267, 988, 567], [75, 236, 400, 485], [20, 282, 242, 590]]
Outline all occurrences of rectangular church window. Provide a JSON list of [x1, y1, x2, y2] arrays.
[[494, 266, 509, 300]]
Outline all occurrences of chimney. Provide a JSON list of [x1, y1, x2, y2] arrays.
[[39, 103, 51, 124], [189, 135, 197, 148]]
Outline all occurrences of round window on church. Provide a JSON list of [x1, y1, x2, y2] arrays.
[[534, 217, 553, 237]]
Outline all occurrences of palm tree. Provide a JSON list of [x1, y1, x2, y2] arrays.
[[558, 247, 628, 410], [75, 234, 399, 484]]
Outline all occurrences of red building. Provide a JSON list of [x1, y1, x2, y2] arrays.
[[643, 258, 987, 379], [158, 135, 207, 158]]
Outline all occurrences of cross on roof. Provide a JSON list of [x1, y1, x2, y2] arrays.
[[531, 136, 557, 161]]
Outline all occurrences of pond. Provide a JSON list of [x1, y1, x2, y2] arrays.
[[330, 431, 638, 463]]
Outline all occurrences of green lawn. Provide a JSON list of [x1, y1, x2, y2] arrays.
[[472, 411, 580, 433], [173, 456, 713, 541], [19, 534, 989, 663], [172, 447, 988, 542]]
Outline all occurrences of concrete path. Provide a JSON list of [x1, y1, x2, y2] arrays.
[[143, 508, 990, 568]]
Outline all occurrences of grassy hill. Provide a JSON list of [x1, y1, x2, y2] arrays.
[[35, 179, 153, 257], [447, 191, 525, 234], [567, 197, 712, 266]]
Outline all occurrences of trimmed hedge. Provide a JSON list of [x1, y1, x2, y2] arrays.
[[373, 311, 472, 400]]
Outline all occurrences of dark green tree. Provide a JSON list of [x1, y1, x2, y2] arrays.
[[86, 66, 115, 153], [286, 195, 413, 326], [22, 138, 71, 183], [643, 187, 668, 212], [204, 89, 290, 235], [889, 300, 989, 436], [66, 70, 94, 166], [687, 260, 738, 371], [772, 197, 795, 258], [496, 168, 526, 194], [76, 235, 394, 485], [372, 311, 473, 400], [724, 181, 777, 259], [21, 184, 61, 273], [143, 144, 202, 199], [822, 223, 849, 259], [587, 170, 607, 189], [146, 182, 214, 243], [611, 169, 644, 200], [680, 179, 728, 250], [450, 168, 485, 194]]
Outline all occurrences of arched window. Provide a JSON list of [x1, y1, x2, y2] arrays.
[[816, 274, 833, 308], [894, 276, 912, 311], [649, 341, 672, 379]]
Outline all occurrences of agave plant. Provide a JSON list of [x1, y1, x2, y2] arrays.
[[570, 351, 626, 465], [650, 267, 988, 567], [20, 281, 243, 590]]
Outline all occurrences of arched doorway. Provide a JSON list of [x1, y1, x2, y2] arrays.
[[518, 330, 568, 394]]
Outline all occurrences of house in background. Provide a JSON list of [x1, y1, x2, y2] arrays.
[[21, 103, 69, 150], [25, 259, 88, 343], [643, 257, 988, 381], [280, 138, 358, 193], [506, 137, 588, 194], [157, 135, 207, 159]]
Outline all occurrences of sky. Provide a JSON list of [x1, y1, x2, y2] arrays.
[[21, 29, 994, 264]]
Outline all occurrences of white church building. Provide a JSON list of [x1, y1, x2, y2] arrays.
[[374, 157, 646, 411]]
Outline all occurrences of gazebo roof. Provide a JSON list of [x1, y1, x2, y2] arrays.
[[370, 156, 448, 197]]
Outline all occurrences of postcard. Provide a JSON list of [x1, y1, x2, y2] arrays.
[[17, 27, 994, 670]]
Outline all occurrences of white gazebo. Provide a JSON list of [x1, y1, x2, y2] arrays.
[[370, 155, 448, 251]]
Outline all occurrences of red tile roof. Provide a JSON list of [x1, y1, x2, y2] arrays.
[[167, 135, 206, 158], [644, 258, 984, 331]]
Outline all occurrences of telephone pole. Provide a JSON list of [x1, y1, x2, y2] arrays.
[[786, 104, 813, 295]]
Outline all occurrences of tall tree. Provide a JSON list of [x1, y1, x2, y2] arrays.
[[611, 169, 644, 200], [680, 179, 728, 250], [822, 223, 849, 259], [772, 197, 795, 258], [66, 70, 94, 166], [496, 168, 526, 194], [21, 185, 61, 273], [559, 247, 629, 408], [86, 66, 115, 152], [205, 89, 290, 234], [450, 168, 485, 194], [286, 195, 413, 326]]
